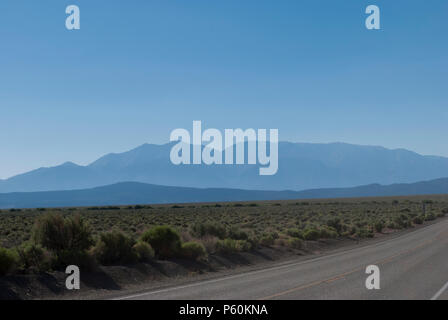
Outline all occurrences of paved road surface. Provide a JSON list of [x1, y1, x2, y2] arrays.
[[116, 218, 448, 300]]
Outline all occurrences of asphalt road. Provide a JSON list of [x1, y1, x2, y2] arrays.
[[116, 218, 448, 300]]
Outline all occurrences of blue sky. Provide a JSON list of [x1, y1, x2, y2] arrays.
[[0, 0, 447, 179]]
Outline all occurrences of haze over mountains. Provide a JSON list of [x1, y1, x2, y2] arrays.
[[2, 142, 448, 193], [1, 178, 448, 209]]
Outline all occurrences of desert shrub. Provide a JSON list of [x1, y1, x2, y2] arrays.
[[0, 247, 19, 275], [356, 228, 374, 238], [424, 213, 436, 221], [93, 231, 137, 265], [274, 238, 288, 246], [32, 213, 94, 268], [248, 203, 258, 207], [181, 242, 207, 261], [340, 231, 351, 237], [180, 231, 194, 243], [413, 216, 424, 225], [65, 215, 95, 251], [216, 239, 237, 254], [32, 213, 67, 252], [228, 227, 249, 240], [303, 229, 320, 241], [394, 214, 412, 229], [391, 219, 404, 229], [216, 239, 252, 254], [288, 237, 303, 249], [319, 227, 338, 239], [16, 242, 52, 273], [58, 250, 97, 270], [191, 222, 227, 239], [326, 218, 343, 233], [348, 225, 358, 235], [133, 241, 155, 262], [236, 240, 253, 251], [246, 235, 260, 249], [374, 221, 384, 233], [387, 221, 398, 229], [259, 235, 275, 246], [286, 228, 303, 239], [270, 231, 280, 240], [199, 236, 219, 254], [140, 226, 181, 259], [32, 213, 93, 253]]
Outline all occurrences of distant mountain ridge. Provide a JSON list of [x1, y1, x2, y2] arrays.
[[2, 142, 448, 193], [1, 178, 448, 209]]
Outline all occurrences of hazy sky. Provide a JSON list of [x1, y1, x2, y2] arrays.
[[0, 0, 447, 179]]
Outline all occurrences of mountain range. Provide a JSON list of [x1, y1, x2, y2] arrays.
[[2, 142, 448, 193], [1, 178, 448, 209]]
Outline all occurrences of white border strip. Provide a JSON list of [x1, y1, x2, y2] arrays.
[[431, 280, 448, 300]]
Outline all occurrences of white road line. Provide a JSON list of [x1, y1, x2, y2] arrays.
[[431, 280, 448, 300]]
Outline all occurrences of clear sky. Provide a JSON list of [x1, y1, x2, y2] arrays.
[[0, 0, 447, 179]]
